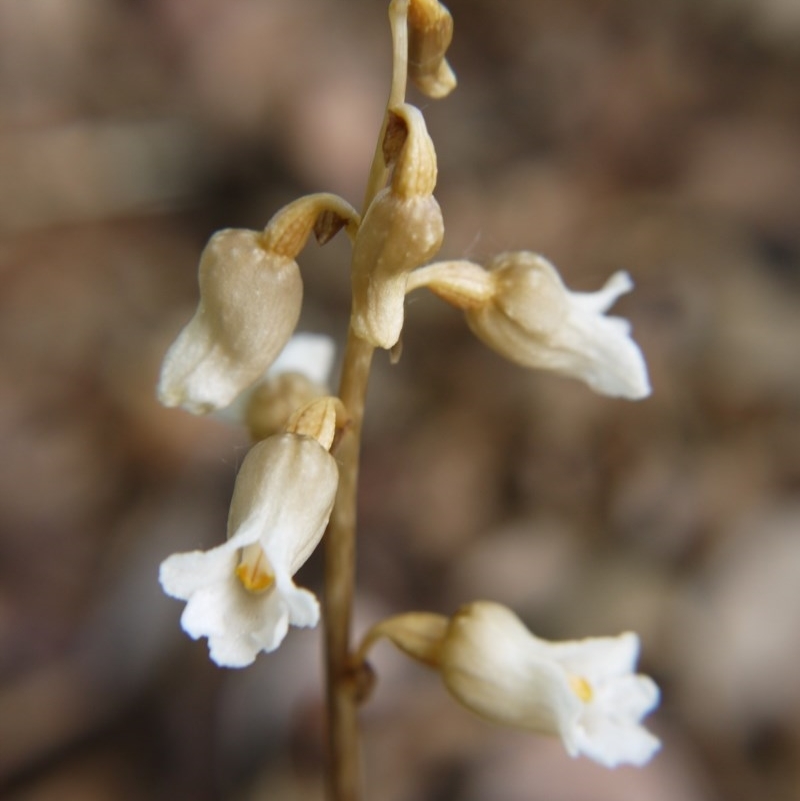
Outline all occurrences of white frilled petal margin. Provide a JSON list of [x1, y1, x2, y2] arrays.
[[440, 602, 660, 768], [160, 528, 291, 667], [159, 433, 338, 668], [543, 631, 661, 766], [159, 525, 320, 667], [572, 672, 661, 767], [548, 269, 651, 400]]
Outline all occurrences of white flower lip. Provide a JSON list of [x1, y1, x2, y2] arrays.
[[159, 433, 338, 668], [440, 601, 661, 767], [465, 252, 651, 400]]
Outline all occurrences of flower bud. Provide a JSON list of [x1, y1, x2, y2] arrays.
[[245, 372, 326, 442], [158, 194, 357, 414], [407, 0, 457, 98], [350, 104, 444, 348], [463, 252, 651, 399]]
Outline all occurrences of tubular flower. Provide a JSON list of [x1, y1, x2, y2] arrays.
[[159, 431, 339, 667], [408, 252, 650, 399], [360, 601, 660, 767], [439, 602, 661, 767], [158, 193, 357, 414], [466, 252, 650, 399]]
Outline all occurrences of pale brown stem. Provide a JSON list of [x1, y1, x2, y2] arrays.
[[324, 4, 409, 800], [323, 328, 374, 801], [360, 0, 410, 211]]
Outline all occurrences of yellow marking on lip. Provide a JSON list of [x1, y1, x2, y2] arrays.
[[568, 674, 594, 703], [236, 545, 275, 593]]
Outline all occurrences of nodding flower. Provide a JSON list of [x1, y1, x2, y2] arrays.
[[407, 251, 651, 399], [157, 194, 357, 415], [159, 416, 340, 668], [360, 601, 660, 768]]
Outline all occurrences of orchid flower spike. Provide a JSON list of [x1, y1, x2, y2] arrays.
[[359, 601, 660, 768], [158, 193, 358, 414], [159, 408, 341, 667]]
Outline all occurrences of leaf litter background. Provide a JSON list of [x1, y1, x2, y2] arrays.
[[1, 1, 799, 800]]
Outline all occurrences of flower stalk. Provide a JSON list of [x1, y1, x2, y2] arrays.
[[322, 4, 411, 796], [323, 329, 374, 801]]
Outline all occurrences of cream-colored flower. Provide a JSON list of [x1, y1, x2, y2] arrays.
[[439, 602, 661, 767], [158, 194, 357, 414], [159, 432, 338, 667], [350, 104, 444, 349], [408, 252, 650, 399], [468, 253, 650, 398]]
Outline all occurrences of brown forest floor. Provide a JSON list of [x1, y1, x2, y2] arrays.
[[1, 1, 799, 800]]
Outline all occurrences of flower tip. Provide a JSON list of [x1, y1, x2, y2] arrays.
[[157, 556, 177, 597], [611, 351, 652, 401], [591, 725, 662, 769], [631, 377, 652, 401], [414, 59, 457, 99], [155, 381, 180, 409], [285, 586, 320, 627], [156, 372, 229, 415], [607, 270, 634, 296], [208, 640, 259, 669]]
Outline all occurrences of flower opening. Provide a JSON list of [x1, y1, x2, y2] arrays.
[[159, 433, 339, 667]]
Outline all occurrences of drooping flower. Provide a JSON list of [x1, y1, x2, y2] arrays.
[[406, 252, 650, 399], [159, 430, 339, 667], [467, 253, 650, 399], [358, 601, 660, 768], [439, 602, 661, 767], [157, 193, 357, 415]]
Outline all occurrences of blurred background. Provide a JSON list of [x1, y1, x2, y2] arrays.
[[1, 0, 799, 799]]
